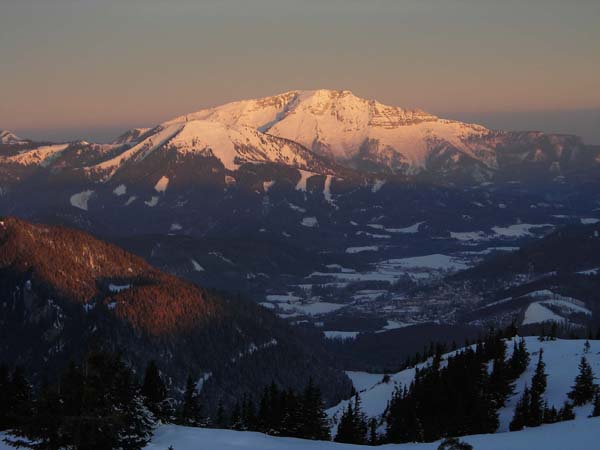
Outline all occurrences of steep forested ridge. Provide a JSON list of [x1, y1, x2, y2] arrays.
[[0, 217, 352, 413]]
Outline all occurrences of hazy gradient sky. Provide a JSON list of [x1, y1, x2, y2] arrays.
[[2, 0, 599, 143]]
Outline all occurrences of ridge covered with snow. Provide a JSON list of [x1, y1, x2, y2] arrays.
[[89, 119, 338, 180]]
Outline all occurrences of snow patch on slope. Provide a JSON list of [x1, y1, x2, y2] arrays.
[[154, 176, 169, 193], [190, 259, 205, 272], [113, 184, 127, 196], [296, 169, 315, 191], [301, 217, 318, 227], [145, 196, 159, 207], [70, 190, 94, 211]]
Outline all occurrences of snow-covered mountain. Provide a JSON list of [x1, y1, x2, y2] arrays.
[[164, 90, 489, 173], [112, 127, 151, 145], [1, 90, 597, 183], [164, 89, 594, 177], [0, 130, 27, 145]]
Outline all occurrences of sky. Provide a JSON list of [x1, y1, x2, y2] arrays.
[[1, 0, 599, 144]]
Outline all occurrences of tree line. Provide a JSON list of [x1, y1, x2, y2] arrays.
[[0, 352, 332, 449]]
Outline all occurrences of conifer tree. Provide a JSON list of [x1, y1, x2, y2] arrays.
[[549, 322, 558, 340], [509, 338, 530, 378], [542, 403, 559, 424], [280, 389, 302, 437], [299, 379, 330, 440], [215, 401, 227, 428], [177, 374, 203, 427], [0, 364, 10, 431], [257, 382, 283, 434], [530, 350, 547, 398], [141, 361, 169, 422], [568, 355, 596, 406], [334, 395, 367, 444], [352, 394, 368, 444], [509, 385, 530, 431], [7, 380, 64, 450], [241, 394, 257, 431], [7, 367, 32, 429], [591, 392, 600, 417], [559, 401, 575, 421], [368, 417, 378, 445], [335, 401, 355, 443], [229, 401, 242, 430], [7, 352, 154, 450], [527, 350, 547, 427], [489, 341, 513, 408]]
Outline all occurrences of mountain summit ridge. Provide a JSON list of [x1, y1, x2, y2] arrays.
[[161, 89, 580, 174]]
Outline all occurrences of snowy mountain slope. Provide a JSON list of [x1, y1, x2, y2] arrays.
[[89, 120, 343, 180], [164, 89, 596, 177], [497, 338, 599, 431], [327, 337, 600, 432]]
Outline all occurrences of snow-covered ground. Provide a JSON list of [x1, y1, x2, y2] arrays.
[[141, 417, 600, 450], [0, 414, 597, 450]]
